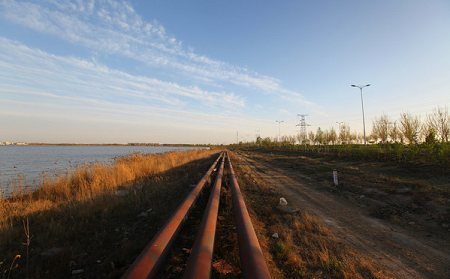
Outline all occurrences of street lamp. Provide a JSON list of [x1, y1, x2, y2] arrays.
[[276, 120, 283, 147], [351, 84, 370, 147]]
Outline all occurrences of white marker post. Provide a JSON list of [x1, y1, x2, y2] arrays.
[[333, 169, 338, 186]]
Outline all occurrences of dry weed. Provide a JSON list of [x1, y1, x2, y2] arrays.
[[228, 151, 390, 279], [0, 149, 217, 278]]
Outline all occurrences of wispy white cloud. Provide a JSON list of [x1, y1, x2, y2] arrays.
[[0, 37, 245, 109], [0, 0, 320, 143], [0, 0, 313, 105]]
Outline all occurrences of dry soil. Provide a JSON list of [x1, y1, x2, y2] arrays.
[[235, 149, 450, 279]]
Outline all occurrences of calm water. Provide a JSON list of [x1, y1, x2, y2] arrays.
[[0, 145, 206, 197]]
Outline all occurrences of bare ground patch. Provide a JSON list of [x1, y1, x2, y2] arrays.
[[232, 148, 450, 278]]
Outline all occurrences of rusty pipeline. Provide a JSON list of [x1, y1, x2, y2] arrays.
[[227, 152, 272, 279], [121, 152, 224, 279], [182, 152, 226, 279]]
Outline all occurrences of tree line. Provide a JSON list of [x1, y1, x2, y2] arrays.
[[370, 106, 449, 144], [235, 106, 450, 166], [246, 106, 449, 146]]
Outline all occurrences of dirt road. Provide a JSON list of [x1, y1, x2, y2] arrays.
[[236, 151, 450, 279]]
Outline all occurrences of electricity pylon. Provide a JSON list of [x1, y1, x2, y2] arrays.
[[296, 114, 310, 142]]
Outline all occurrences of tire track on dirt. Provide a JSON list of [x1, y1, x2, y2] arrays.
[[237, 152, 450, 279]]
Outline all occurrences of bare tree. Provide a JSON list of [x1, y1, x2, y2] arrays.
[[350, 132, 358, 144], [288, 135, 297, 145], [315, 127, 324, 145], [280, 135, 288, 145], [426, 106, 450, 142], [339, 124, 351, 144], [261, 137, 272, 146], [389, 121, 400, 143], [399, 112, 421, 144], [371, 113, 391, 143], [323, 130, 330, 145], [308, 131, 315, 145], [328, 127, 337, 145], [297, 132, 308, 145]]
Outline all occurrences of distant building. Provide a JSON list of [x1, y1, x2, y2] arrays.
[[0, 142, 28, 145]]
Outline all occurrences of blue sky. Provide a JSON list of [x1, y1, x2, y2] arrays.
[[1, 0, 449, 144]]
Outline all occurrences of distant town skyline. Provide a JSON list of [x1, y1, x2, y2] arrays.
[[1, 0, 449, 144]]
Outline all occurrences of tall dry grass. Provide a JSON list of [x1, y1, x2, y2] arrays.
[[0, 149, 215, 245], [2, 149, 211, 215], [1, 148, 219, 278]]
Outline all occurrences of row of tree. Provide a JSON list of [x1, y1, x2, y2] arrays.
[[249, 106, 449, 146], [254, 125, 362, 146], [371, 107, 449, 144]]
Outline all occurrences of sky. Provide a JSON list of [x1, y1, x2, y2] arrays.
[[0, 0, 449, 144]]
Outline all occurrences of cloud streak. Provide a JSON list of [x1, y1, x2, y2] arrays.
[[0, 0, 310, 103], [0, 0, 321, 143], [0, 37, 245, 109]]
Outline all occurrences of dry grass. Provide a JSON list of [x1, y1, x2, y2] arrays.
[[0, 149, 218, 278], [1, 148, 395, 278], [228, 151, 391, 279], [2, 149, 212, 216]]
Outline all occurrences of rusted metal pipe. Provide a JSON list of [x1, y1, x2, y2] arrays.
[[121, 152, 223, 279], [227, 152, 272, 279], [182, 152, 225, 279]]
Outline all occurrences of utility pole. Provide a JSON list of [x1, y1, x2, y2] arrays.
[[296, 114, 310, 144], [276, 120, 283, 147]]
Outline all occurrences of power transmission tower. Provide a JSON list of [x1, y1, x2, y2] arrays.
[[296, 114, 311, 140]]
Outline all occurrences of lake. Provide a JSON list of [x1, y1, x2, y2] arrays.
[[0, 145, 207, 198]]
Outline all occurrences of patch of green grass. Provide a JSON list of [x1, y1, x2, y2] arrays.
[[272, 240, 291, 261], [321, 257, 345, 279]]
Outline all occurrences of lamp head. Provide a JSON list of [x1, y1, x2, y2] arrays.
[[351, 85, 356, 87]]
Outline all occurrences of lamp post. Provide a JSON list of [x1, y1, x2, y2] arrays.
[[351, 84, 370, 147], [276, 120, 283, 147]]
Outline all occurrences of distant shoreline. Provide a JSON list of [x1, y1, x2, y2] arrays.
[[1, 142, 211, 147]]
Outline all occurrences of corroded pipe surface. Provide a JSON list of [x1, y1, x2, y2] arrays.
[[121, 152, 223, 279], [182, 152, 225, 279], [227, 152, 272, 279]]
